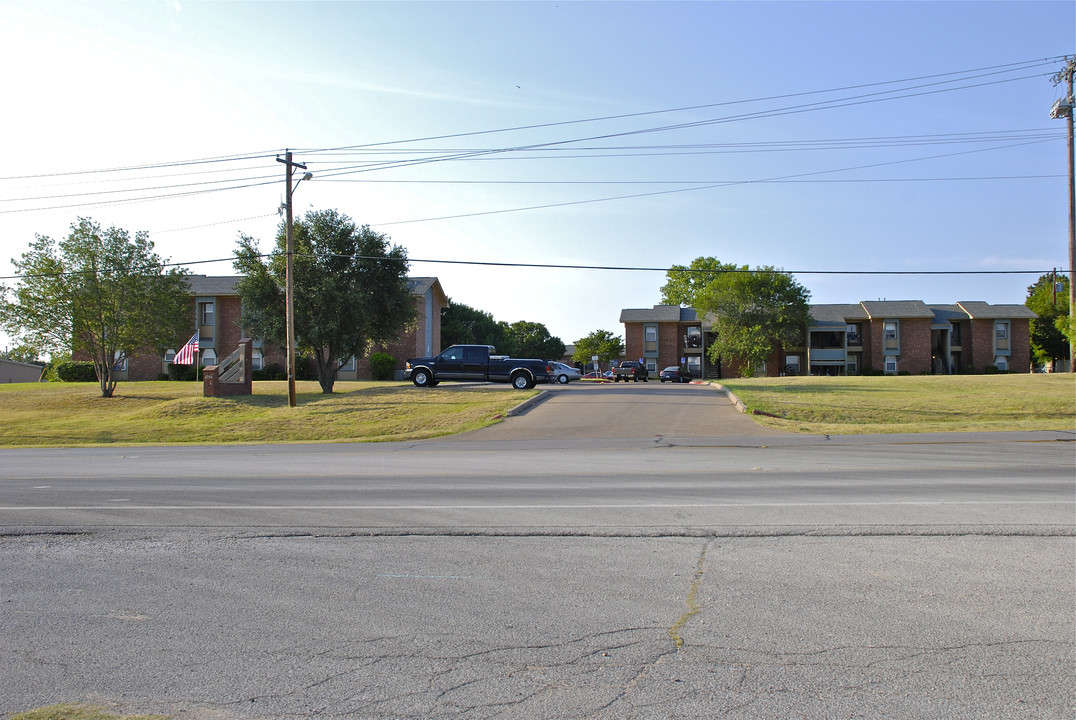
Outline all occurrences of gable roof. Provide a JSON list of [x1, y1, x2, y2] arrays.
[[956, 301, 1038, 319], [809, 304, 869, 325], [620, 305, 694, 323], [859, 300, 935, 319], [185, 275, 444, 300], [186, 275, 241, 296]]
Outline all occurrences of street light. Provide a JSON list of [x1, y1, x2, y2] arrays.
[[277, 151, 313, 406]]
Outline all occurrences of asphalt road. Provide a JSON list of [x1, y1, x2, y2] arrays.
[[1, 382, 1073, 719]]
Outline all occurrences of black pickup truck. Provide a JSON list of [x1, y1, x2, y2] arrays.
[[405, 345, 552, 390]]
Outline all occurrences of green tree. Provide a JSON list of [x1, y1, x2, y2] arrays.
[[572, 329, 624, 367], [663, 259, 810, 377], [233, 208, 416, 394], [0, 345, 42, 364], [502, 320, 566, 360], [0, 218, 190, 397], [660, 256, 738, 308], [440, 301, 507, 350], [1025, 273, 1071, 367]]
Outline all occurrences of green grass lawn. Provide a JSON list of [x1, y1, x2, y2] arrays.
[[0, 380, 536, 447], [717, 373, 1076, 434]]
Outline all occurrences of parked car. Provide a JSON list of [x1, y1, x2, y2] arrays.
[[659, 366, 692, 383], [581, 370, 614, 382], [613, 360, 649, 382], [549, 361, 581, 384]]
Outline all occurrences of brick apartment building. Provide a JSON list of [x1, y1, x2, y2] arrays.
[[111, 275, 447, 381], [620, 300, 1036, 378]]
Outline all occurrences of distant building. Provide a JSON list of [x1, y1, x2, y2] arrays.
[[1, 358, 45, 384], [620, 301, 1036, 377], [110, 275, 447, 381]]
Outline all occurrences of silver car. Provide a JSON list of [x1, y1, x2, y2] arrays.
[[549, 361, 581, 384]]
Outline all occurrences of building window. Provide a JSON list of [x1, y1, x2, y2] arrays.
[[846, 323, 862, 346], [685, 326, 701, 348], [995, 321, 1010, 352], [950, 322, 962, 346], [252, 350, 263, 371], [784, 355, 800, 375], [884, 355, 897, 373], [884, 321, 899, 351], [644, 359, 657, 373], [201, 349, 216, 367], [112, 351, 127, 372], [846, 355, 859, 375], [995, 355, 1008, 372], [199, 301, 215, 326], [686, 356, 701, 377], [339, 356, 356, 372], [644, 324, 658, 354], [163, 349, 176, 363]]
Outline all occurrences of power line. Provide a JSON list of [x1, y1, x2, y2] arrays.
[[369, 139, 1056, 227], [2, 251, 1066, 283], [299, 57, 1065, 154]]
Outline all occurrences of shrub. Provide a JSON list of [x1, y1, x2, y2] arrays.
[[167, 363, 196, 381], [369, 352, 397, 381], [252, 363, 283, 382], [55, 361, 97, 382]]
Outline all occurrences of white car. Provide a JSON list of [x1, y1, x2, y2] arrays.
[[549, 361, 581, 384]]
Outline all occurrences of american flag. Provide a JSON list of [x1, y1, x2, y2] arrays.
[[173, 333, 199, 365]]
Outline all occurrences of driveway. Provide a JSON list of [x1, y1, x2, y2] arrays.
[[448, 381, 782, 441]]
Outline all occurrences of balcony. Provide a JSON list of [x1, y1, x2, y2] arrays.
[[808, 348, 846, 362]]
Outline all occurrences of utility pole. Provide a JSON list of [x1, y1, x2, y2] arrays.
[[1050, 57, 1076, 371], [277, 150, 310, 406]]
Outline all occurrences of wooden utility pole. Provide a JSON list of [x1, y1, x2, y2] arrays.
[[277, 150, 309, 406], [1051, 58, 1076, 371]]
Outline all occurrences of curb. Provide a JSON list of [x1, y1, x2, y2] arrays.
[[504, 388, 552, 417], [712, 383, 748, 414]]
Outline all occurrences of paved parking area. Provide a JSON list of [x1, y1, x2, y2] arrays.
[[449, 381, 784, 441]]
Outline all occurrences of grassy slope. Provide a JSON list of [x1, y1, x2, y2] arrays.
[[0, 381, 535, 447], [718, 374, 1076, 434]]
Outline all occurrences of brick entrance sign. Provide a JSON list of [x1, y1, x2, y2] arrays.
[[203, 338, 253, 397]]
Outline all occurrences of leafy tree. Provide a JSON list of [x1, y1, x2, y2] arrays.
[[0, 345, 42, 364], [660, 256, 738, 308], [572, 329, 624, 366], [501, 320, 566, 360], [440, 301, 507, 350], [662, 259, 810, 377], [0, 218, 190, 397], [1025, 273, 1071, 366], [233, 208, 415, 394]]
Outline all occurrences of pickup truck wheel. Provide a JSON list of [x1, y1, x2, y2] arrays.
[[511, 372, 534, 390], [412, 369, 433, 387]]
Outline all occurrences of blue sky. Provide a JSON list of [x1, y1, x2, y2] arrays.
[[2, 1, 1073, 352]]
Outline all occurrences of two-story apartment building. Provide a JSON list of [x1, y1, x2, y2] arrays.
[[111, 274, 447, 381], [620, 300, 1036, 377]]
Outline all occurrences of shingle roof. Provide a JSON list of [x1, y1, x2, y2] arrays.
[[186, 275, 444, 300], [957, 301, 1038, 319], [186, 275, 241, 296], [927, 305, 969, 323], [809, 304, 869, 324], [859, 300, 935, 319], [619, 305, 687, 323]]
